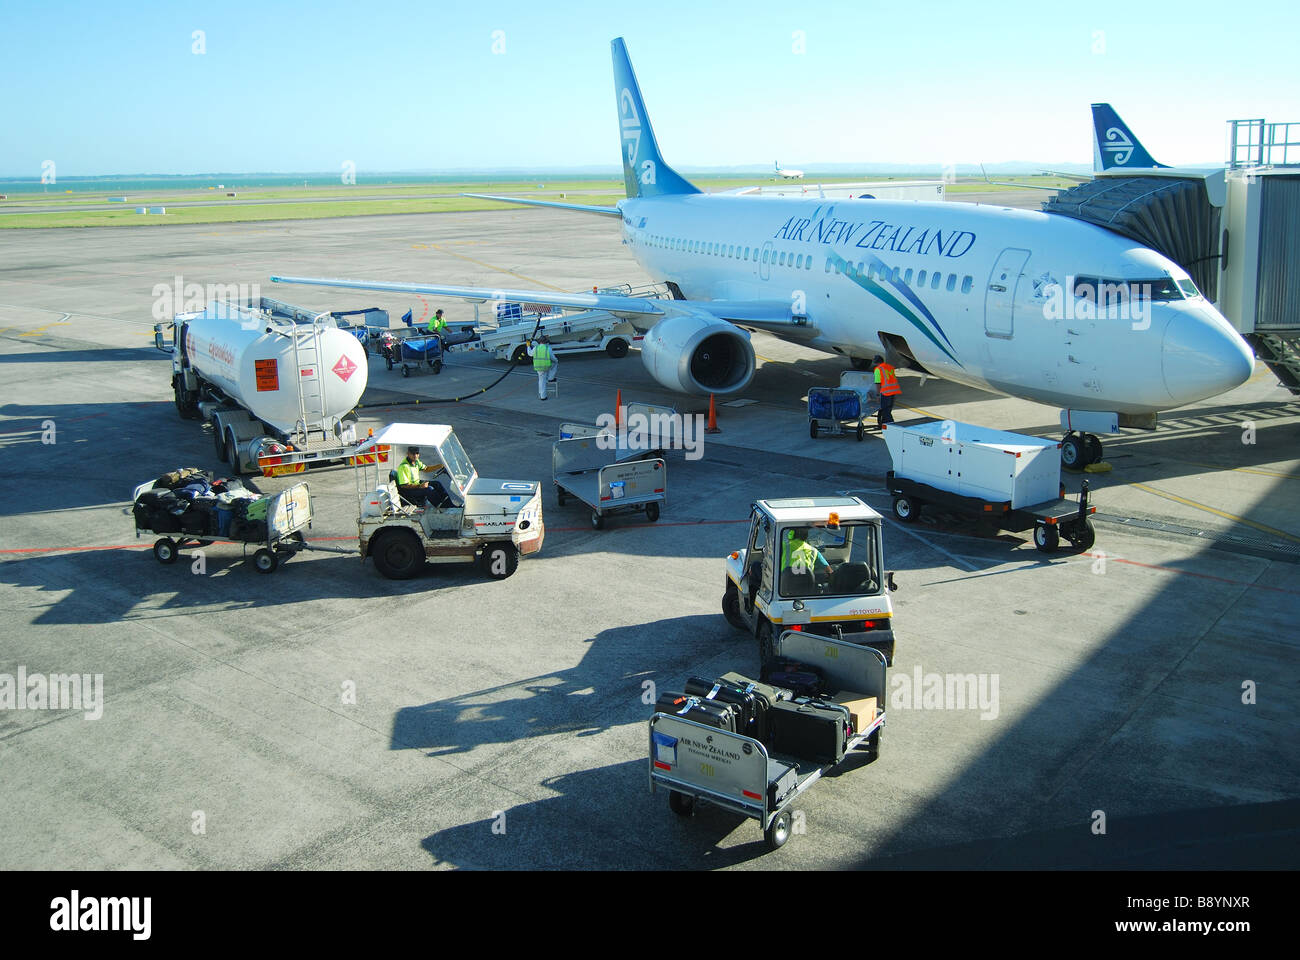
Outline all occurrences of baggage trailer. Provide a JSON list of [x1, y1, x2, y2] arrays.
[[882, 419, 1096, 553], [553, 436, 666, 530], [650, 631, 886, 851], [133, 478, 314, 574], [807, 386, 866, 440]]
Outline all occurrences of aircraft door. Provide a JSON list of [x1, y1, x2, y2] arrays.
[[759, 241, 774, 281], [984, 247, 1030, 339]]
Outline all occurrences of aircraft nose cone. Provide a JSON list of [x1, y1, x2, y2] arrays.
[[1161, 309, 1254, 405]]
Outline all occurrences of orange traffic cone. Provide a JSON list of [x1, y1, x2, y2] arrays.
[[615, 389, 622, 427], [705, 393, 721, 434]]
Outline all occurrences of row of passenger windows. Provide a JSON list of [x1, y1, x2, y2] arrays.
[[641, 232, 973, 294]]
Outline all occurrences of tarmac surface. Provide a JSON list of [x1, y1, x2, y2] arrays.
[[1, 198, 1297, 869]]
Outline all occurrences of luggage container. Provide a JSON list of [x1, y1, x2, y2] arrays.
[[552, 434, 666, 530], [649, 631, 886, 851], [807, 386, 865, 440]]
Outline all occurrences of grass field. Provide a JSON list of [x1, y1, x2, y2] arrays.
[[0, 174, 1074, 228]]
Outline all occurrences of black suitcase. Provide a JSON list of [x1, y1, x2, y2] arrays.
[[653, 692, 739, 732], [719, 672, 794, 707], [767, 758, 799, 807], [684, 676, 766, 740], [768, 698, 851, 764], [762, 659, 825, 698]]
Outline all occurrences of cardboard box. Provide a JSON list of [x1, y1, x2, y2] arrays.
[[830, 691, 877, 734]]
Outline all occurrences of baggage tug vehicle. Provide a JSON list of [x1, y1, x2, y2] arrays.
[[724, 497, 897, 667]]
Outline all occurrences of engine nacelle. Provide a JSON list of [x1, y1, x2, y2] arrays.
[[639, 312, 755, 396]]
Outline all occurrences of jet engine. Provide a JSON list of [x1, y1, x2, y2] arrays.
[[639, 312, 755, 396]]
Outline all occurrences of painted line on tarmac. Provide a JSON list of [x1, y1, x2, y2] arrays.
[[1073, 550, 1300, 597], [427, 243, 566, 292], [1129, 481, 1300, 545]]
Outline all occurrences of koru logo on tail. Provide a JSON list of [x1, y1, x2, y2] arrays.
[[620, 88, 656, 185], [1103, 126, 1135, 165]]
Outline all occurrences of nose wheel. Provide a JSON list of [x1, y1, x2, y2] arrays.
[[1061, 431, 1103, 470]]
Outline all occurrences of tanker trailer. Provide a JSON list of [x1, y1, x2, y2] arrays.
[[157, 297, 381, 477]]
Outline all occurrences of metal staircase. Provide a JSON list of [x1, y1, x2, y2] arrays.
[[1248, 332, 1300, 395]]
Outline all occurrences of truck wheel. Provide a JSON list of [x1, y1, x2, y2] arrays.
[[1068, 519, 1097, 552], [892, 495, 920, 523], [591, 511, 605, 530], [252, 548, 278, 574], [1034, 525, 1060, 553], [511, 345, 528, 364], [645, 502, 660, 522], [809, 420, 819, 439], [153, 538, 178, 564], [1061, 434, 1087, 470], [668, 791, 695, 816], [757, 619, 775, 670], [225, 433, 242, 473], [765, 810, 792, 850], [722, 583, 746, 630], [213, 417, 227, 462], [372, 529, 425, 580], [606, 338, 629, 359], [480, 542, 519, 580]]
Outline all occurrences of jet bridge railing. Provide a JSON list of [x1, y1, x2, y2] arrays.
[[1228, 118, 1300, 169]]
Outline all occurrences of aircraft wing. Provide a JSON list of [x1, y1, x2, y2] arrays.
[[271, 276, 816, 339], [978, 164, 1076, 192], [269, 275, 664, 322], [461, 194, 623, 217]]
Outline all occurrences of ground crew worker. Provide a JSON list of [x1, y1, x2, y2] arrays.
[[780, 527, 830, 591], [395, 446, 450, 508], [872, 354, 901, 427], [527, 336, 557, 400], [425, 309, 447, 336]]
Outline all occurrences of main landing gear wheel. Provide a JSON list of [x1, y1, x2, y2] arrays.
[[153, 538, 178, 564], [1062, 432, 1103, 469], [765, 810, 792, 850], [1034, 525, 1060, 553], [892, 495, 920, 523], [1085, 433, 1103, 464], [252, 548, 278, 574]]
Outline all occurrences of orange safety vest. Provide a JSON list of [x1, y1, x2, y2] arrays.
[[875, 362, 901, 397]]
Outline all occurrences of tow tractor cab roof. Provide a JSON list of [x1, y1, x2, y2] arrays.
[[356, 423, 453, 453], [756, 496, 882, 525], [354, 423, 477, 497]]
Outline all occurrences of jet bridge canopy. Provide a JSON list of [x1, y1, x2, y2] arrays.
[[1042, 176, 1222, 302]]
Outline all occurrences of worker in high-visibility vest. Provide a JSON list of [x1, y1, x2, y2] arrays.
[[872, 354, 901, 427], [425, 309, 447, 336], [394, 446, 450, 508], [527, 336, 558, 400], [780, 527, 830, 593]]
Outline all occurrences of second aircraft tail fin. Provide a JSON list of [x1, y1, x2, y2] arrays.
[[1091, 103, 1168, 171]]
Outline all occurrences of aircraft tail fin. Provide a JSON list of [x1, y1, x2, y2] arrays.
[[611, 38, 700, 199], [1091, 103, 1168, 171]]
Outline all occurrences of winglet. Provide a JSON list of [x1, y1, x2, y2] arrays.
[[1091, 103, 1168, 171]]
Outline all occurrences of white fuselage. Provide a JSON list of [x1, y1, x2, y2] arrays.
[[620, 194, 1254, 415]]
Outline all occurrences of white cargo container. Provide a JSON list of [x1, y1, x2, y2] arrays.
[[883, 420, 1060, 510]]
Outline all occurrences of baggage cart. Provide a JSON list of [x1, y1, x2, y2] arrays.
[[650, 631, 886, 851], [807, 386, 865, 440], [553, 434, 666, 530], [133, 479, 314, 574]]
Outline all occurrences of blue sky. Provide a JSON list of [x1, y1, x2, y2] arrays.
[[3, 0, 1297, 176]]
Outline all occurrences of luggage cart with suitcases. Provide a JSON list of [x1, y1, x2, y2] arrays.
[[807, 386, 866, 441], [132, 474, 314, 574], [649, 630, 886, 851]]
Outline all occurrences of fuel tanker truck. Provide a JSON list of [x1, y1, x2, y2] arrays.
[[155, 296, 386, 477]]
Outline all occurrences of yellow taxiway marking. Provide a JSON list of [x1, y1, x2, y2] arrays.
[[426, 243, 565, 291], [1129, 481, 1300, 544], [900, 402, 946, 421], [18, 319, 70, 337], [1178, 461, 1300, 481]]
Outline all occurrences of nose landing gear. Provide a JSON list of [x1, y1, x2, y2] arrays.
[[1061, 431, 1104, 469]]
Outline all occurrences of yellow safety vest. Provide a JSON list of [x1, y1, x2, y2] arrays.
[[395, 459, 424, 485], [533, 343, 553, 370]]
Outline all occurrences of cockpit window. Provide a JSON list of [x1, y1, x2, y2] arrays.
[[1073, 275, 1185, 304], [1176, 278, 1200, 298]]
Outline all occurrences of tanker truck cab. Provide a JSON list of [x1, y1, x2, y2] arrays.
[[723, 497, 896, 667], [353, 423, 543, 581]]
